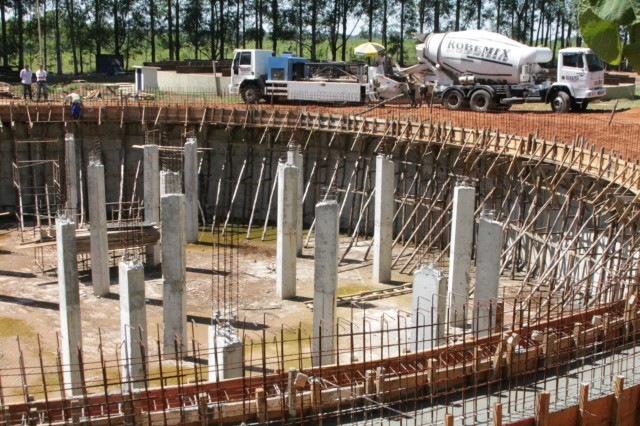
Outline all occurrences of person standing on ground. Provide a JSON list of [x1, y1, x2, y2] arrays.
[[36, 64, 48, 101], [407, 79, 417, 108], [19, 65, 33, 101]]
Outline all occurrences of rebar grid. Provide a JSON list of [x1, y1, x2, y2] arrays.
[[211, 206, 241, 325], [0, 295, 638, 425], [3, 93, 640, 157]]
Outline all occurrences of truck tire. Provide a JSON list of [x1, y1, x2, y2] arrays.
[[443, 90, 465, 111], [241, 84, 261, 104], [470, 90, 493, 112], [551, 91, 571, 113], [571, 100, 589, 112]]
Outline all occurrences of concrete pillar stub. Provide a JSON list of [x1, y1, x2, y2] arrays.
[[161, 194, 187, 357], [411, 264, 446, 352], [184, 138, 199, 243], [56, 216, 82, 396], [119, 258, 148, 391], [64, 133, 78, 220], [288, 149, 304, 257], [373, 155, 394, 283], [208, 323, 243, 381], [447, 184, 475, 326], [143, 145, 161, 266], [473, 212, 502, 337], [160, 170, 182, 197], [312, 200, 338, 367], [276, 162, 298, 299], [87, 161, 110, 296]]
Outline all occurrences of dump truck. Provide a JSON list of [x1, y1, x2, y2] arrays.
[[406, 30, 606, 112], [228, 50, 406, 104]]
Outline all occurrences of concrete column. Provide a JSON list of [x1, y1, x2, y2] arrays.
[[411, 264, 447, 352], [288, 149, 304, 257], [208, 323, 243, 381], [56, 216, 82, 396], [184, 138, 199, 243], [473, 212, 502, 337], [160, 170, 182, 197], [144, 145, 161, 266], [373, 155, 394, 283], [447, 184, 475, 326], [276, 161, 298, 299], [161, 194, 187, 357], [87, 161, 110, 296], [119, 258, 147, 391], [64, 133, 78, 219], [312, 200, 338, 367]]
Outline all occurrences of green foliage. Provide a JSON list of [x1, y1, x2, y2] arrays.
[[578, 0, 640, 70], [586, 0, 639, 25], [578, 2, 623, 64]]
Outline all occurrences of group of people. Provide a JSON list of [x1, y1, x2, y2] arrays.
[[19, 64, 48, 101], [20, 64, 83, 119]]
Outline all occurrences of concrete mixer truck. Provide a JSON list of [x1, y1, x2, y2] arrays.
[[408, 30, 606, 112]]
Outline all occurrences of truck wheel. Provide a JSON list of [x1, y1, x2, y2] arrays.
[[443, 90, 464, 110], [470, 90, 493, 112], [551, 92, 570, 113], [571, 100, 589, 112], [241, 84, 261, 104]]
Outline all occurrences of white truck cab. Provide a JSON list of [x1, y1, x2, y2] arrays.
[[554, 48, 606, 111], [229, 49, 274, 102]]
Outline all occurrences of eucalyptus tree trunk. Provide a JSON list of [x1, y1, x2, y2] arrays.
[[168, 0, 174, 60]]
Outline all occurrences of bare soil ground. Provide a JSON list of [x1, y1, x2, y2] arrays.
[[0, 223, 414, 402]]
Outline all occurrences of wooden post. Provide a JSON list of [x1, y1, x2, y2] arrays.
[[426, 359, 437, 391], [579, 383, 589, 426], [311, 380, 321, 409], [365, 369, 376, 395], [535, 392, 549, 426], [624, 294, 637, 336], [573, 323, 585, 355], [375, 367, 386, 402], [198, 392, 208, 426], [444, 413, 454, 426], [255, 387, 266, 423], [493, 402, 502, 426], [492, 340, 505, 381], [287, 368, 297, 418], [613, 375, 625, 426], [543, 333, 558, 367]]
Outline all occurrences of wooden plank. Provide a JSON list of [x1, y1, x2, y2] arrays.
[[549, 406, 579, 425], [586, 394, 613, 426]]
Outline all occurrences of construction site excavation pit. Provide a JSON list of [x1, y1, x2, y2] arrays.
[[2, 104, 640, 425]]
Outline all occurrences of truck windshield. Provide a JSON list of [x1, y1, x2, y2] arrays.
[[585, 54, 605, 72]]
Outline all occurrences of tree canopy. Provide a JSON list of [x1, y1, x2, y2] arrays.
[[0, 0, 600, 73]]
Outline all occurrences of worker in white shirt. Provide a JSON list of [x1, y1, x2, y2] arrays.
[[35, 64, 48, 101], [63, 93, 82, 119], [19, 64, 33, 100]]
